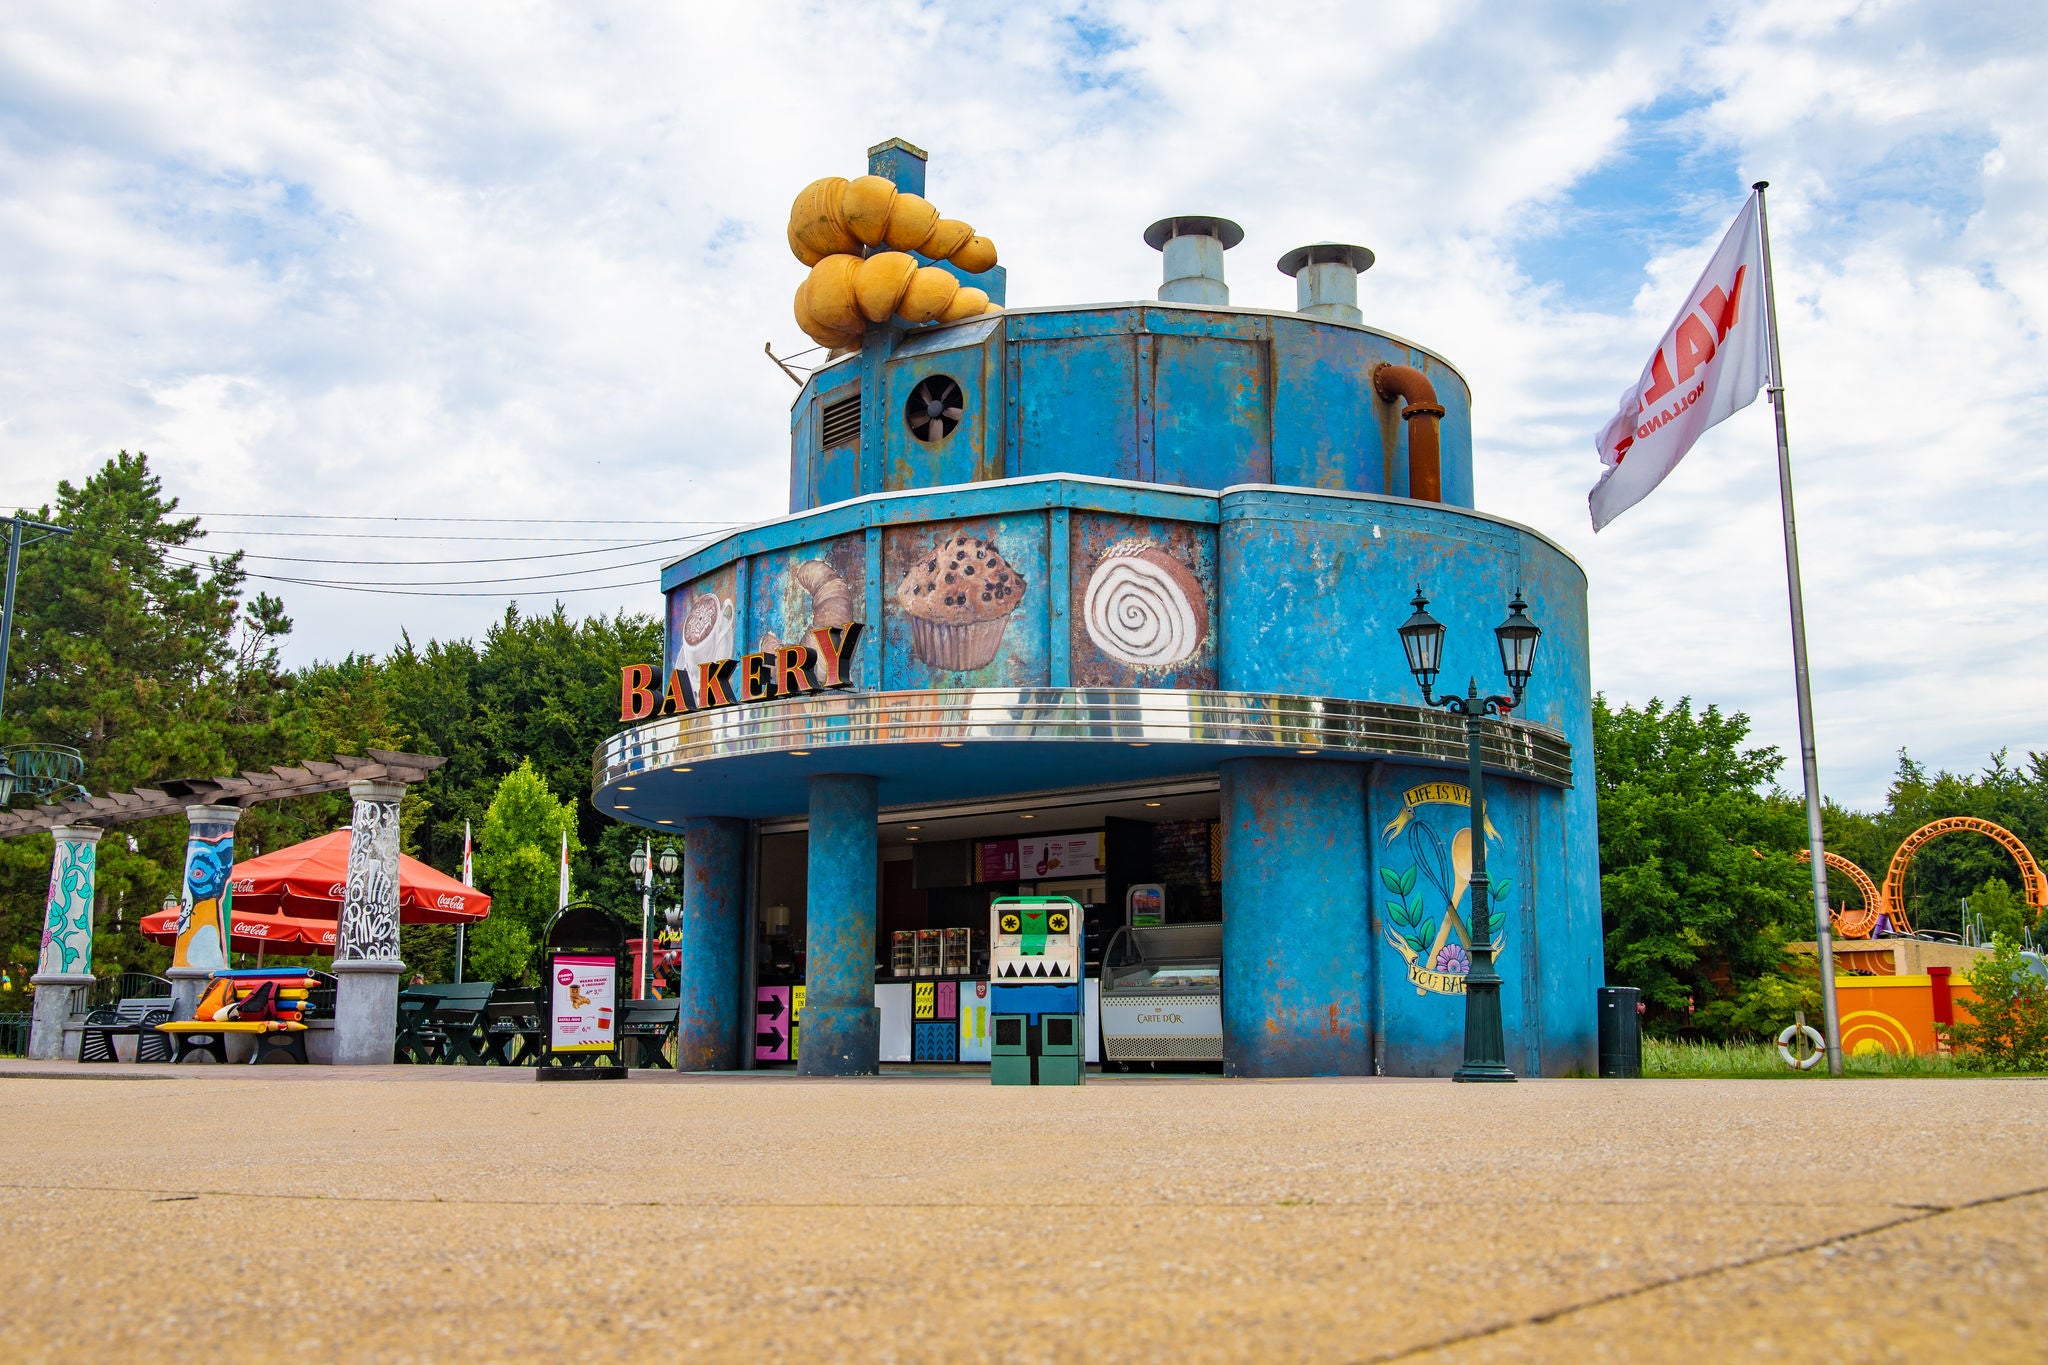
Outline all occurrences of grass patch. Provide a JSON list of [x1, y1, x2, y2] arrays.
[[1642, 1038, 1989, 1079]]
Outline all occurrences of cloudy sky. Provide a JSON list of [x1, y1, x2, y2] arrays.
[[2, 1, 2042, 808]]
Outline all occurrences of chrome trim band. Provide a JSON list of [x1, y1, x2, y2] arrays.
[[593, 688, 1573, 791]]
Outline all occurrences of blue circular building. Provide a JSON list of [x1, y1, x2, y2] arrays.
[[594, 139, 1601, 1078]]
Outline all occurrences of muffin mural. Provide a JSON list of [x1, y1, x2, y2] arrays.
[[896, 531, 1027, 671]]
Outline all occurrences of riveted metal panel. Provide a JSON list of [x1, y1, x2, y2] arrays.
[[1270, 321, 1381, 493], [1149, 334, 1271, 490], [1015, 332, 1142, 482], [885, 323, 1000, 492]]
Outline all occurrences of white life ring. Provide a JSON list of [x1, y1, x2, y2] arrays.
[[1777, 1022, 1826, 1070]]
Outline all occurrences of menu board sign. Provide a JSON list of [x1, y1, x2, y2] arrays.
[[977, 839, 1020, 882], [550, 953, 617, 1052], [1020, 833, 1102, 880], [978, 832, 1104, 882]]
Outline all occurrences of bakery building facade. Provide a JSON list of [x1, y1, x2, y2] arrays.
[[593, 140, 1604, 1078]]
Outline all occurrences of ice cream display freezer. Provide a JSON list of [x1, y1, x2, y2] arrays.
[[1097, 923, 1223, 1062]]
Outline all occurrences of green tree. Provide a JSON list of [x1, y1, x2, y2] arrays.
[[1, 453, 297, 975], [1594, 696, 1815, 1039], [1943, 935, 2048, 1071], [467, 759, 582, 984], [382, 604, 659, 916], [1963, 877, 2032, 945]]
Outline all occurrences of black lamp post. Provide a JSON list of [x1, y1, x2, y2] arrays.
[[1397, 586, 1542, 1083], [629, 841, 681, 999]]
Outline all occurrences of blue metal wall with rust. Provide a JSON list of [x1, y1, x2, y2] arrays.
[[1220, 757, 1373, 1076], [785, 305, 1475, 515]]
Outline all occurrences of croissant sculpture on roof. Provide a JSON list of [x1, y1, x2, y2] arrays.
[[787, 175, 1002, 349]]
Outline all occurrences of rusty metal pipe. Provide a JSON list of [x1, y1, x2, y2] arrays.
[[1372, 363, 1444, 502]]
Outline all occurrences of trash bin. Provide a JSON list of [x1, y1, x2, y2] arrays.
[[1597, 986, 1641, 1078]]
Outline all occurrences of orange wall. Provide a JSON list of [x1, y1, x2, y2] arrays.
[[1834, 975, 1979, 1056]]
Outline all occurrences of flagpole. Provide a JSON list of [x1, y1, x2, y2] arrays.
[[1754, 180, 1842, 1076], [455, 819, 471, 984]]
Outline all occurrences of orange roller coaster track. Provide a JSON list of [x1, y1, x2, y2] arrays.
[[1800, 817, 2047, 940]]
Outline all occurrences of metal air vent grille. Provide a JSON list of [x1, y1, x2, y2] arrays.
[[820, 393, 861, 449]]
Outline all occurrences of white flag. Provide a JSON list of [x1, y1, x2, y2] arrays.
[[558, 829, 571, 909], [461, 820, 473, 888], [1590, 192, 1770, 530]]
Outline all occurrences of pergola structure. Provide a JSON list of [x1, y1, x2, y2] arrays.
[[13, 749, 444, 1063]]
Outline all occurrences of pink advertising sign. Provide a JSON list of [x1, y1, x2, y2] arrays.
[[549, 954, 616, 1053]]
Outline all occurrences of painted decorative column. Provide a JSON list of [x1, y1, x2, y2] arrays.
[[799, 773, 879, 1077], [168, 804, 243, 1022], [331, 780, 405, 1064], [677, 817, 746, 1070], [1219, 757, 1374, 1077], [28, 824, 103, 1060]]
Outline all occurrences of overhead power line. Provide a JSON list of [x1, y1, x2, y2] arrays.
[[190, 534, 706, 567], [159, 547, 678, 589], [181, 512, 731, 525], [224, 575, 658, 599]]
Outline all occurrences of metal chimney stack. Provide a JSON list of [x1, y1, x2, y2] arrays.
[[1277, 243, 1375, 323], [1145, 215, 1244, 305]]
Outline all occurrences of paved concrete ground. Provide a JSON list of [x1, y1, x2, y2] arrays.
[[1, 1063, 2043, 1362]]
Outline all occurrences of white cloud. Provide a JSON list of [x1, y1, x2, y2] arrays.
[[0, 0, 2042, 807]]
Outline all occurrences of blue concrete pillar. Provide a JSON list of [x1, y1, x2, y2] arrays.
[[678, 817, 747, 1071], [1219, 757, 1373, 1076], [800, 773, 880, 1076]]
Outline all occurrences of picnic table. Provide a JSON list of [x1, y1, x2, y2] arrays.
[[618, 999, 680, 1068], [482, 988, 544, 1066], [394, 982, 495, 1063]]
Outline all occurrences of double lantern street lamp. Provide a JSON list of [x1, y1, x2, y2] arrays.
[[1397, 586, 1542, 1083], [629, 840, 680, 1000]]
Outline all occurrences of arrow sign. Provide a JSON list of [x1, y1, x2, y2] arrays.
[[754, 985, 791, 1061]]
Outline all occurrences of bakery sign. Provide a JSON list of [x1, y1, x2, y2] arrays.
[[618, 623, 864, 722]]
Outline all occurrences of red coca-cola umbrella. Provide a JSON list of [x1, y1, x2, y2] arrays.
[[138, 906, 339, 955], [151, 828, 491, 926]]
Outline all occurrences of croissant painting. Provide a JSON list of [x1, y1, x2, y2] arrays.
[[787, 175, 1002, 349], [761, 557, 857, 655], [793, 559, 855, 631]]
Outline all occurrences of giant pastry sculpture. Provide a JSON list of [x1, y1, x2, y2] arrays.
[[788, 175, 1003, 349]]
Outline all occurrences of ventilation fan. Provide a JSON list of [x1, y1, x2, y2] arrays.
[[904, 374, 965, 442]]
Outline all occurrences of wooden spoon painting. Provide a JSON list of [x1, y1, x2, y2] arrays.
[[1451, 827, 1472, 917]]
